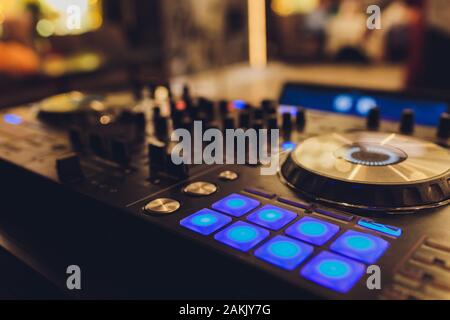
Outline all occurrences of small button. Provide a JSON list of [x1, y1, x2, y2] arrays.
[[212, 193, 260, 217], [144, 198, 180, 215], [358, 219, 402, 238], [330, 230, 390, 264], [247, 205, 297, 231], [244, 188, 276, 199], [315, 208, 354, 222], [393, 274, 422, 290], [285, 217, 340, 246], [254, 235, 313, 271], [425, 238, 450, 253], [180, 209, 232, 235], [214, 221, 269, 252], [218, 170, 239, 181], [183, 182, 217, 196], [277, 197, 310, 210], [300, 251, 365, 293]]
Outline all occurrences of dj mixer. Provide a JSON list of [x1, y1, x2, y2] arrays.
[[0, 83, 449, 299]]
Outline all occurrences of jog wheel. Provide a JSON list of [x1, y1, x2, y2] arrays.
[[280, 132, 450, 213]]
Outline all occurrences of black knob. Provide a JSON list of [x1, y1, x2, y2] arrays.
[[253, 119, 264, 131], [153, 106, 161, 119], [267, 115, 278, 130], [282, 113, 292, 140], [154, 116, 169, 138], [223, 116, 235, 130], [171, 110, 183, 129], [282, 113, 292, 132], [295, 107, 306, 131], [68, 127, 83, 152], [182, 84, 191, 102], [133, 112, 146, 139], [148, 141, 189, 180], [400, 109, 415, 134], [148, 141, 167, 176], [110, 139, 130, 167], [56, 153, 84, 183], [262, 100, 276, 113], [89, 133, 107, 158], [437, 112, 450, 139], [366, 107, 380, 130], [239, 111, 251, 128], [198, 97, 214, 120], [219, 100, 229, 115], [166, 160, 189, 180], [253, 109, 263, 121]]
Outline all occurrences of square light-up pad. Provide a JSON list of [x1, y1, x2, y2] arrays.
[[300, 251, 365, 293], [180, 209, 232, 236], [254, 235, 313, 270], [212, 193, 260, 217], [214, 221, 269, 252], [330, 230, 389, 264], [247, 205, 297, 230], [285, 217, 340, 246]]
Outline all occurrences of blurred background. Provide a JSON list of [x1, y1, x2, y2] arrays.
[[0, 0, 449, 107]]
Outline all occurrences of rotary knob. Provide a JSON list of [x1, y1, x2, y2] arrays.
[[144, 198, 180, 215], [366, 107, 380, 131], [400, 109, 415, 134], [437, 112, 450, 140], [183, 182, 217, 196]]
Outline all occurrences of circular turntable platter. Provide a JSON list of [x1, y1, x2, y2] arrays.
[[280, 132, 450, 213]]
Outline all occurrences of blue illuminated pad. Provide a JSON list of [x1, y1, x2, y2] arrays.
[[180, 209, 232, 236], [301, 251, 365, 293], [330, 230, 389, 264], [285, 217, 340, 246], [246, 205, 297, 231], [358, 219, 402, 238], [212, 194, 260, 217], [254, 235, 313, 270], [214, 221, 269, 252]]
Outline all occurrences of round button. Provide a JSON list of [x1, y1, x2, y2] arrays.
[[144, 198, 180, 214], [218, 170, 238, 181], [183, 182, 217, 196]]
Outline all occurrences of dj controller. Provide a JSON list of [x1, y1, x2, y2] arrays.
[[0, 82, 449, 299]]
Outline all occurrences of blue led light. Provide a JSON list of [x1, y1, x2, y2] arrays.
[[282, 141, 296, 151], [356, 97, 377, 115], [212, 194, 260, 217], [285, 217, 339, 246], [3, 114, 23, 125], [300, 251, 365, 293], [247, 205, 297, 231], [344, 145, 401, 166], [180, 209, 232, 236], [214, 221, 269, 252], [330, 230, 389, 264], [358, 219, 402, 238], [279, 105, 297, 116], [334, 95, 353, 113], [233, 100, 247, 110], [255, 235, 313, 270]]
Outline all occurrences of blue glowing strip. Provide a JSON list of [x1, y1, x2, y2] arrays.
[[358, 219, 402, 238]]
